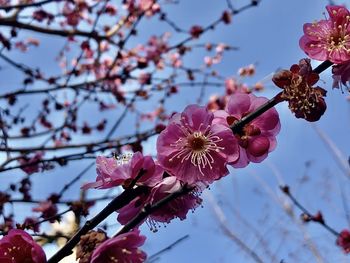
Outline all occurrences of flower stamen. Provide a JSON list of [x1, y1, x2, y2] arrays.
[[169, 128, 224, 175]]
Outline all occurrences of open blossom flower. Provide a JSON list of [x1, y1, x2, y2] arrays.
[[214, 93, 280, 168], [117, 176, 202, 225], [90, 229, 147, 263], [336, 229, 350, 253], [157, 105, 239, 185], [117, 176, 201, 224], [148, 176, 202, 223], [299, 5, 350, 64], [82, 152, 163, 190], [332, 60, 350, 88], [0, 229, 46, 263], [273, 58, 327, 122]]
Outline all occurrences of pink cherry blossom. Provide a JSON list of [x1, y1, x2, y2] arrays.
[[117, 176, 201, 225], [0, 229, 46, 263], [299, 5, 350, 64], [82, 152, 163, 190], [156, 105, 239, 185], [90, 229, 147, 263], [214, 93, 280, 168]]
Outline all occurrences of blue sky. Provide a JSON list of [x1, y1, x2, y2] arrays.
[[2, 0, 350, 262]]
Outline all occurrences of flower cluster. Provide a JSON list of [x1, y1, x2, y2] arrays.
[[79, 93, 280, 261], [83, 152, 202, 226]]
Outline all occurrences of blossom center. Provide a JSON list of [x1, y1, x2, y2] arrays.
[[169, 128, 224, 175], [284, 81, 313, 114], [327, 34, 348, 51], [306, 16, 350, 54], [189, 132, 206, 151]]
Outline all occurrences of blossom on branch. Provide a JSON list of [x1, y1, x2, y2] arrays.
[[117, 176, 202, 226], [336, 229, 350, 254], [32, 200, 58, 223], [76, 230, 107, 263], [82, 152, 163, 190], [299, 5, 350, 64], [90, 229, 147, 263], [0, 229, 46, 263], [157, 105, 239, 185], [18, 152, 44, 175], [273, 58, 327, 122], [148, 176, 202, 223], [332, 60, 350, 88], [214, 93, 280, 168]]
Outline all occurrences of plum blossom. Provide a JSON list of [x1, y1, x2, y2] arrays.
[[238, 64, 255, 77], [222, 10, 232, 24], [332, 60, 350, 88], [207, 79, 251, 111], [148, 176, 202, 223], [19, 152, 44, 175], [123, 0, 160, 17], [82, 152, 163, 190], [207, 95, 226, 111], [90, 229, 147, 263], [337, 229, 350, 253], [157, 105, 239, 185], [225, 78, 250, 95], [190, 25, 203, 38], [214, 93, 280, 168], [32, 201, 58, 223], [300, 5, 350, 64], [76, 230, 107, 263], [117, 176, 201, 225], [144, 34, 169, 68], [273, 58, 327, 122], [0, 229, 46, 263]]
